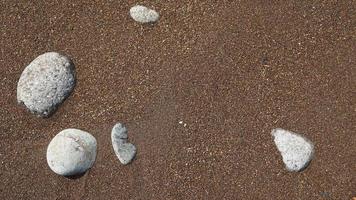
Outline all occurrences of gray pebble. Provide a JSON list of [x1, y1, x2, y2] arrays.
[[129, 5, 159, 23], [46, 129, 97, 176], [111, 123, 136, 165], [272, 128, 314, 172], [17, 52, 76, 117]]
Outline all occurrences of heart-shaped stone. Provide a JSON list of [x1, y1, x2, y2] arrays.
[[111, 123, 137, 165]]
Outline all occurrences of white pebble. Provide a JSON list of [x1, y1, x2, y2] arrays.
[[17, 52, 76, 117], [111, 123, 136, 165], [129, 5, 159, 23], [46, 129, 97, 176], [272, 128, 314, 172]]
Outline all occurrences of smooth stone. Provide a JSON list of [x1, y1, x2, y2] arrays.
[[111, 123, 136, 165], [17, 52, 76, 117], [46, 129, 97, 176], [129, 5, 159, 23], [115, 143, 137, 165], [272, 128, 314, 172]]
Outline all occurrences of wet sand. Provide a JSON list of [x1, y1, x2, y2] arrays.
[[0, 1, 355, 199]]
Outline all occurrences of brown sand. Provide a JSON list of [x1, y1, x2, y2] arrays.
[[1, 1, 355, 199]]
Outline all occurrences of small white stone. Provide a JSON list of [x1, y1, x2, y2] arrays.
[[46, 129, 97, 176], [272, 128, 314, 172], [111, 123, 136, 165], [129, 5, 159, 23], [17, 52, 76, 117]]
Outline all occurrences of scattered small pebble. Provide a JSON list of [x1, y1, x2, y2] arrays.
[[129, 5, 159, 23], [46, 129, 97, 176], [272, 128, 314, 172], [17, 52, 76, 117], [111, 123, 137, 165], [179, 120, 187, 127]]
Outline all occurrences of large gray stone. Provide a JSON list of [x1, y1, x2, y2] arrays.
[[17, 52, 76, 117], [111, 123, 136, 165], [129, 5, 159, 23], [46, 129, 97, 176], [272, 128, 314, 172]]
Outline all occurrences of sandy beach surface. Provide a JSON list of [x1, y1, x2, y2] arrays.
[[1, 1, 355, 199]]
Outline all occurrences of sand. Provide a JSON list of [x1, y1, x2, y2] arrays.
[[0, 1, 355, 199]]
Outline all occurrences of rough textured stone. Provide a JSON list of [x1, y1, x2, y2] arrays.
[[272, 128, 314, 172], [17, 52, 76, 117], [129, 5, 159, 23], [46, 129, 97, 176], [111, 123, 136, 165]]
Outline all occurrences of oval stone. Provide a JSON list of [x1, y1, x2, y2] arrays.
[[46, 129, 97, 176], [17, 52, 76, 117], [129, 5, 159, 23]]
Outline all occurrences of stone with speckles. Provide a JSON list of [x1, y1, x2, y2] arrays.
[[272, 128, 314, 172], [17, 52, 76, 117], [129, 5, 159, 23]]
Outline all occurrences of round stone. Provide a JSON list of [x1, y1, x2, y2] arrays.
[[17, 52, 76, 117], [272, 128, 314, 172], [46, 129, 97, 176], [129, 5, 159, 23]]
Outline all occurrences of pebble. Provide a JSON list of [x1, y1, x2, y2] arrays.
[[46, 129, 97, 176], [17, 52, 76, 117], [111, 123, 137, 165], [129, 5, 159, 23], [272, 128, 314, 172]]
